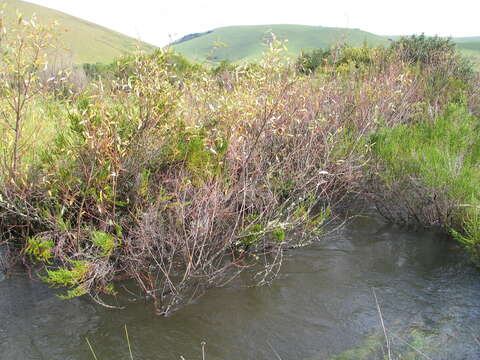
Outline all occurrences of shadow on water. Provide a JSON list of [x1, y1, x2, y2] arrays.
[[1, 215, 480, 359]]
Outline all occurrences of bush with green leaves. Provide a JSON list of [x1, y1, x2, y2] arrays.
[[391, 34, 456, 66], [296, 45, 389, 75], [391, 34, 475, 89], [2, 21, 480, 314], [296, 48, 331, 74]]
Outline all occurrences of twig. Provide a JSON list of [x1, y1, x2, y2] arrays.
[[85, 338, 99, 360], [201, 341, 207, 360], [125, 324, 134, 360], [267, 341, 282, 360], [372, 287, 392, 360]]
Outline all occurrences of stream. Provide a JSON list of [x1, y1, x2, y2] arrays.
[[1, 215, 480, 359]]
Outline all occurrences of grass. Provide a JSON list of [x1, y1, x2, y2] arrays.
[[456, 42, 480, 52], [330, 289, 438, 360], [172, 24, 390, 63], [455, 39, 480, 68], [86, 326, 207, 360], [373, 103, 480, 199], [0, 97, 68, 172], [2, 0, 155, 64], [372, 102, 480, 257], [86, 325, 134, 360], [331, 327, 438, 360]]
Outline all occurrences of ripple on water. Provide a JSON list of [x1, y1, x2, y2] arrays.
[[1, 216, 480, 360]]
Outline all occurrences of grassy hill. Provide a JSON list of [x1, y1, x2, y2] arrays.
[[454, 37, 480, 43], [1, 1, 478, 68], [455, 39, 480, 56], [457, 46, 480, 68], [172, 24, 390, 63], [172, 25, 480, 67], [1, 0, 155, 64]]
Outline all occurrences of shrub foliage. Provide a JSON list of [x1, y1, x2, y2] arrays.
[[1, 15, 479, 314]]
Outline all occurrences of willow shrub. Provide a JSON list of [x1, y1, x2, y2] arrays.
[[3, 32, 478, 313], [9, 42, 366, 314]]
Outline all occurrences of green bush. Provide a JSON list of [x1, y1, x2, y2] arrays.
[[391, 34, 456, 66], [335, 45, 377, 68], [296, 48, 331, 74]]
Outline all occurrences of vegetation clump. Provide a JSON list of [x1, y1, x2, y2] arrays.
[[1, 13, 479, 314]]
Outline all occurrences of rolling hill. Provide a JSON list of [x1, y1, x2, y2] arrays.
[[454, 38, 480, 57], [456, 44, 480, 68], [2, 0, 479, 68], [172, 25, 480, 67], [172, 24, 390, 63], [1, 0, 155, 64], [442, 37, 480, 67]]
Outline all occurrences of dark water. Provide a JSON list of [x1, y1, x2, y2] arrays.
[[1, 216, 480, 360]]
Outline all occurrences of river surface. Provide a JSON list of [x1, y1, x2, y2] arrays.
[[1, 215, 480, 360]]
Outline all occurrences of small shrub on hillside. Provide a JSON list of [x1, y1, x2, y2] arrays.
[[82, 50, 201, 85], [296, 45, 390, 76], [392, 34, 475, 89], [0, 12, 60, 173], [335, 45, 378, 68], [296, 49, 331, 74], [391, 34, 456, 66]]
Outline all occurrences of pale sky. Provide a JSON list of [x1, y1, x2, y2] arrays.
[[27, 0, 480, 46]]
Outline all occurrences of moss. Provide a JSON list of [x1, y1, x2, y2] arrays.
[[239, 223, 265, 247], [91, 231, 117, 257], [25, 237, 54, 264], [41, 260, 91, 299]]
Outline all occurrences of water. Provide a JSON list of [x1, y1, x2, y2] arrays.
[[1, 216, 480, 360]]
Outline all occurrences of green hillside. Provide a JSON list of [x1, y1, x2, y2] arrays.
[[456, 41, 480, 53], [2, 1, 478, 68], [172, 25, 480, 67], [454, 41, 480, 67], [1, 0, 155, 64], [172, 24, 390, 63], [454, 37, 480, 43]]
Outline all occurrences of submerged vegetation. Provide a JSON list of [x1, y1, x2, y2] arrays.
[[1, 12, 480, 315]]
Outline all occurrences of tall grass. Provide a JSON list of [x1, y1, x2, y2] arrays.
[[371, 103, 480, 258]]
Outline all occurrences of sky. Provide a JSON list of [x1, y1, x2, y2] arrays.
[[27, 0, 480, 46]]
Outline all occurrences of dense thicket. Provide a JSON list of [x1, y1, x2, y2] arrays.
[[1, 15, 479, 314]]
